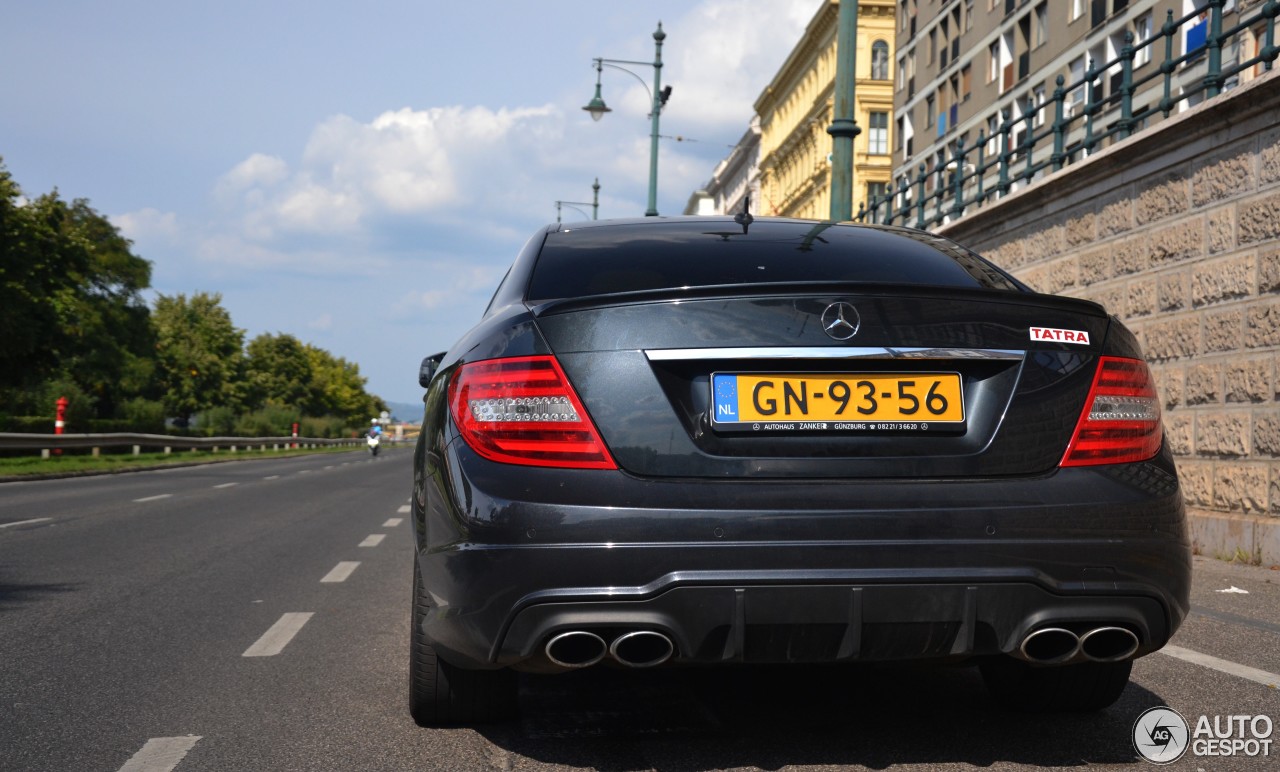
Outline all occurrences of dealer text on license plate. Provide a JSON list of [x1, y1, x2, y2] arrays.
[[711, 372, 964, 432]]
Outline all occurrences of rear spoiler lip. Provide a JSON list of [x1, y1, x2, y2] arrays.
[[527, 282, 1107, 319]]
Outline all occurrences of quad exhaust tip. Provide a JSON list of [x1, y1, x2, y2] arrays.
[[1019, 627, 1080, 664], [1018, 625, 1141, 664], [609, 630, 674, 668], [1079, 626, 1140, 662], [545, 631, 607, 669]]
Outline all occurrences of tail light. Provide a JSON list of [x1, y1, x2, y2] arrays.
[[448, 355, 616, 470], [1061, 356, 1162, 467]]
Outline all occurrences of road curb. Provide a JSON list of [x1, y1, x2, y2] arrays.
[[1187, 508, 1280, 568]]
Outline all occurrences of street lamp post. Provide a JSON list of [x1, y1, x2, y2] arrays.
[[555, 178, 602, 223], [583, 23, 670, 217], [827, 0, 861, 221]]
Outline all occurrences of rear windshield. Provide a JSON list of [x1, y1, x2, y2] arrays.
[[526, 220, 1025, 302]]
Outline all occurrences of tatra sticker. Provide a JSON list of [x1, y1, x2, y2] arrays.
[[1030, 326, 1090, 345]]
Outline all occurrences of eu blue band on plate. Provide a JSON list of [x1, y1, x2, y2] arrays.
[[713, 374, 738, 421]]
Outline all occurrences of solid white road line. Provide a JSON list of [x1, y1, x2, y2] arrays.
[[213, 482, 238, 489], [117, 735, 202, 772], [359, 534, 386, 548], [0, 518, 53, 529], [397, 504, 411, 514], [133, 494, 172, 503], [383, 518, 403, 528], [320, 562, 360, 583], [242, 612, 314, 657], [1159, 645, 1280, 689]]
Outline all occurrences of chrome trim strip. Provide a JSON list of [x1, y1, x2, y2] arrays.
[[644, 346, 1024, 361]]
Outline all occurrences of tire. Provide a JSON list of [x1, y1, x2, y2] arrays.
[[980, 657, 1132, 712], [408, 558, 517, 725]]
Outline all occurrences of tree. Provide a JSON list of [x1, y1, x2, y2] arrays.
[[0, 159, 154, 415], [244, 333, 312, 410], [152, 292, 245, 425], [303, 345, 383, 423]]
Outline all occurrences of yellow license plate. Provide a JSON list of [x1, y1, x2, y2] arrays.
[[711, 372, 964, 432]]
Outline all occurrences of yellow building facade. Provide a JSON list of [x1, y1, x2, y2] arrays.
[[755, 0, 895, 220]]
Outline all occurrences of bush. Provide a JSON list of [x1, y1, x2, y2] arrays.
[[119, 398, 166, 433], [233, 405, 301, 437], [197, 406, 238, 437], [300, 415, 345, 439]]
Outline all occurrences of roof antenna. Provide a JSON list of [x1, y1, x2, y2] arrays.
[[734, 195, 754, 234]]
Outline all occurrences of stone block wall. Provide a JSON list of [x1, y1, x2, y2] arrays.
[[939, 71, 1280, 522]]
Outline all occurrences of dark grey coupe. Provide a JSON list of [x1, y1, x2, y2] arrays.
[[409, 217, 1190, 724]]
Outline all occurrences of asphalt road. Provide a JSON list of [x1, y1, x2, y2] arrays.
[[1, 450, 1277, 771]]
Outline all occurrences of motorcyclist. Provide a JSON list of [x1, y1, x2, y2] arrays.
[[367, 419, 382, 457]]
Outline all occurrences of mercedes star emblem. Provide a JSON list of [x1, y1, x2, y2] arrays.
[[821, 302, 861, 341]]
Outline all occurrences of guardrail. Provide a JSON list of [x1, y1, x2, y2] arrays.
[[862, 0, 1280, 229], [0, 432, 365, 459]]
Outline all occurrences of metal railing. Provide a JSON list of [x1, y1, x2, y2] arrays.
[[861, 0, 1280, 229], [0, 432, 364, 459]]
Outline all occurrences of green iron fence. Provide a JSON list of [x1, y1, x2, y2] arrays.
[[859, 0, 1280, 229]]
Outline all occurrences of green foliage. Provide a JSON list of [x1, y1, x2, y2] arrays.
[[233, 405, 301, 437], [0, 159, 387, 433], [197, 406, 238, 437], [119, 397, 166, 433], [244, 333, 311, 410], [0, 163, 154, 415], [152, 291, 245, 424], [299, 415, 347, 439]]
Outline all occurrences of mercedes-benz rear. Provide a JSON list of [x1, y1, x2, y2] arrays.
[[409, 218, 1190, 724]]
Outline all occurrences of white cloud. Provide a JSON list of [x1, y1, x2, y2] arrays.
[[307, 313, 333, 331], [217, 153, 289, 196], [391, 263, 504, 315], [113, 207, 180, 243], [607, 0, 818, 131]]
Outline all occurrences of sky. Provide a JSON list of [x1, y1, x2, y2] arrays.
[[1, 0, 820, 406]]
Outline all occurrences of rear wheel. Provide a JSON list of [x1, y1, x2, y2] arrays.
[[980, 657, 1132, 712], [408, 559, 517, 725]]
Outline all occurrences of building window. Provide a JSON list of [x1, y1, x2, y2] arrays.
[[1034, 3, 1048, 48], [1133, 13, 1152, 67], [872, 41, 890, 80], [965, 0, 975, 32], [926, 95, 936, 128], [988, 41, 1000, 82], [866, 181, 889, 212], [1068, 56, 1086, 116], [928, 29, 936, 63], [961, 64, 972, 101], [868, 112, 889, 154], [1071, 0, 1085, 21]]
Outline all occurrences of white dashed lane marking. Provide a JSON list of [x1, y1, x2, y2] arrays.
[[383, 518, 403, 528], [263, 475, 279, 480], [1159, 645, 1280, 689], [133, 494, 172, 503], [116, 735, 201, 772], [212, 482, 238, 489], [320, 562, 360, 583], [242, 612, 314, 657], [359, 534, 386, 548], [397, 504, 410, 514], [0, 518, 53, 529]]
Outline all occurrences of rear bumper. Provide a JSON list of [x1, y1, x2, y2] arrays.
[[413, 441, 1191, 670]]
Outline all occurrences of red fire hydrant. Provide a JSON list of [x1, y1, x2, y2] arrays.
[[54, 396, 68, 456]]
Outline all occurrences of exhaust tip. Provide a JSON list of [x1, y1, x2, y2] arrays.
[[1079, 626, 1140, 662], [609, 630, 674, 668], [1019, 627, 1081, 664], [545, 631, 607, 669]]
